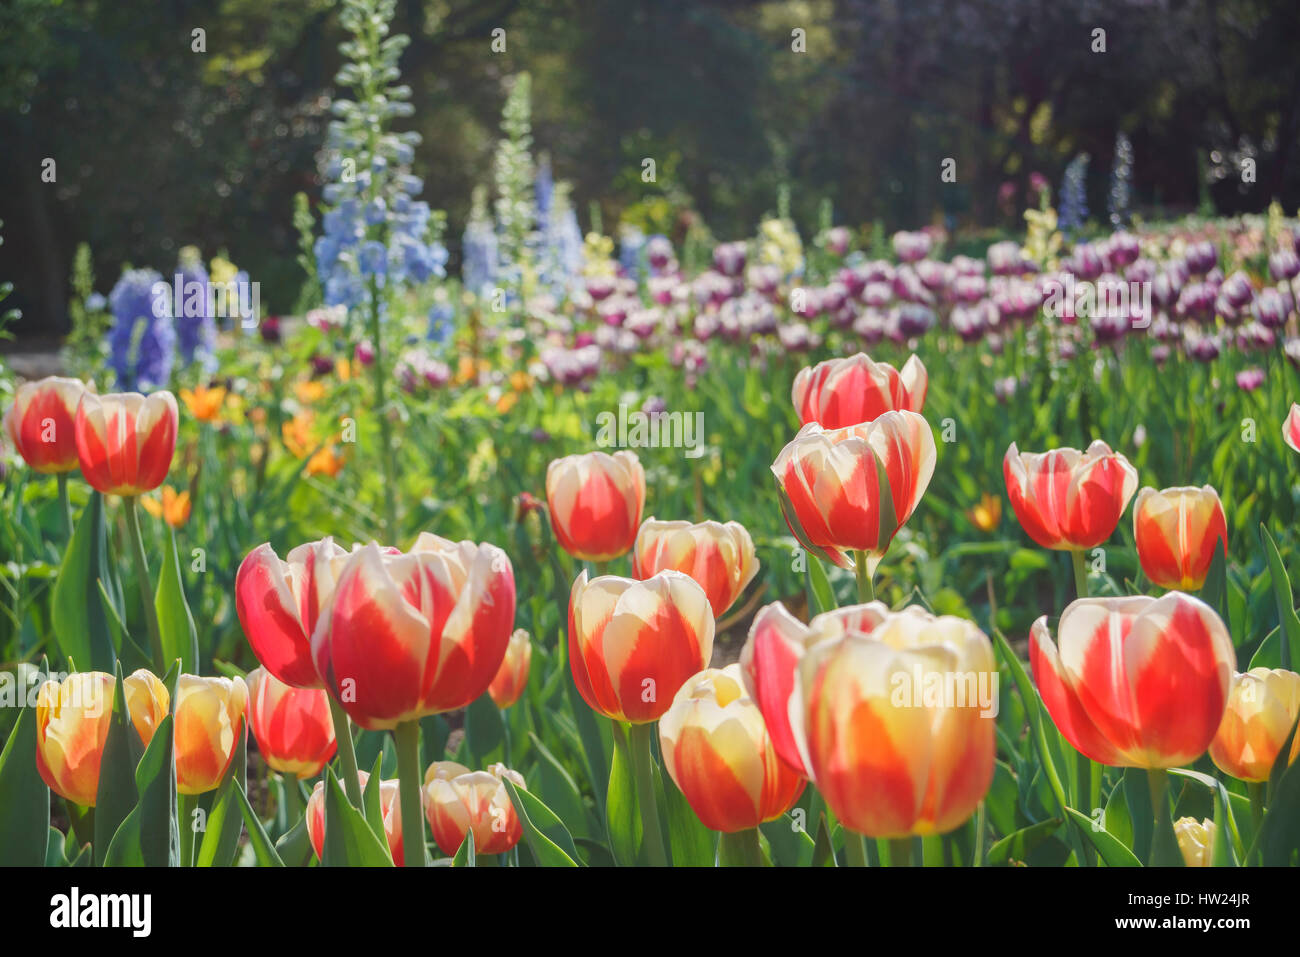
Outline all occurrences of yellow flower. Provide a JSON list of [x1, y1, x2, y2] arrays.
[[179, 385, 227, 423], [967, 492, 1002, 533], [509, 371, 533, 393], [295, 380, 327, 404], [336, 358, 355, 382], [282, 413, 317, 459], [306, 446, 346, 478], [140, 486, 192, 528]]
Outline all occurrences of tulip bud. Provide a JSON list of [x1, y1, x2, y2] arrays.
[[35, 673, 115, 808], [4, 376, 91, 473], [174, 674, 248, 795], [73, 391, 178, 496], [1133, 486, 1227, 590], [1030, 594, 1235, 768], [123, 668, 170, 748], [425, 763, 526, 856], [246, 666, 337, 778], [568, 569, 714, 724], [659, 664, 805, 832], [1209, 668, 1300, 782], [771, 411, 936, 570], [311, 536, 515, 730], [792, 352, 927, 429], [1173, 817, 1216, 867], [1004, 439, 1137, 551], [632, 518, 758, 618], [1285, 403, 1300, 455], [487, 629, 532, 709], [306, 771, 409, 865], [545, 450, 645, 562], [236, 538, 350, 689], [798, 607, 997, 837]]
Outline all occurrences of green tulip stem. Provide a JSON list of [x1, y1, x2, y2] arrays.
[[843, 832, 868, 867], [718, 827, 765, 867], [1147, 768, 1179, 866], [628, 722, 668, 866], [888, 837, 914, 867], [853, 550, 875, 603], [394, 720, 428, 867], [1070, 549, 1089, 599], [123, 496, 165, 674], [327, 696, 363, 808], [178, 793, 198, 867], [57, 472, 73, 540]]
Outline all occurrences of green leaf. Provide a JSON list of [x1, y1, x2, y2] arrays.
[[527, 731, 591, 838], [503, 776, 579, 866], [1260, 525, 1300, 671], [104, 714, 178, 866], [986, 818, 1062, 866], [605, 722, 641, 865], [233, 781, 286, 866], [806, 553, 836, 616], [320, 768, 393, 866], [1124, 768, 1155, 864], [51, 492, 117, 671], [0, 706, 50, 865], [1064, 809, 1141, 867], [274, 812, 314, 867], [452, 825, 476, 867], [660, 770, 716, 866], [1201, 539, 1228, 624], [464, 691, 505, 765], [362, 753, 388, 848], [155, 526, 199, 675], [93, 664, 137, 866], [810, 812, 837, 867]]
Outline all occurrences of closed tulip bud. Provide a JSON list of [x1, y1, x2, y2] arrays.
[[4, 376, 91, 473], [659, 664, 805, 832], [1285, 403, 1300, 454], [74, 391, 178, 496], [771, 411, 936, 570], [545, 450, 645, 562], [235, 538, 350, 689], [312, 536, 515, 730], [1030, 594, 1235, 768], [174, 674, 248, 795], [306, 771, 410, 865], [487, 629, 532, 708], [1004, 439, 1138, 551], [246, 666, 337, 778], [568, 569, 714, 723], [1133, 486, 1228, 590], [792, 352, 927, 429], [35, 672, 116, 807], [1173, 817, 1216, 867], [122, 668, 170, 748], [632, 518, 759, 618], [798, 607, 997, 837], [1209, 668, 1300, 782], [425, 763, 526, 856]]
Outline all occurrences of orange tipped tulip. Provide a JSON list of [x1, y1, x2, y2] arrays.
[[1030, 593, 1235, 768], [798, 607, 997, 837], [771, 410, 936, 570], [35, 672, 115, 808], [568, 569, 714, 724], [1003, 439, 1137, 551], [1133, 485, 1227, 590], [174, 674, 248, 795], [246, 666, 337, 779], [36, 669, 169, 807], [74, 390, 178, 496], [425, 763, 525, 856], [487, 629, 532, 708], [632, 518, 759, 618], [1208, 667, 1300, 782], [545, 450, 645, 562], [306, 771, 410, 865], [311, 535, 515, 731], [4, 376, 91, 473], [659, 664, 805, 833], [792, 352, 926, 429]]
